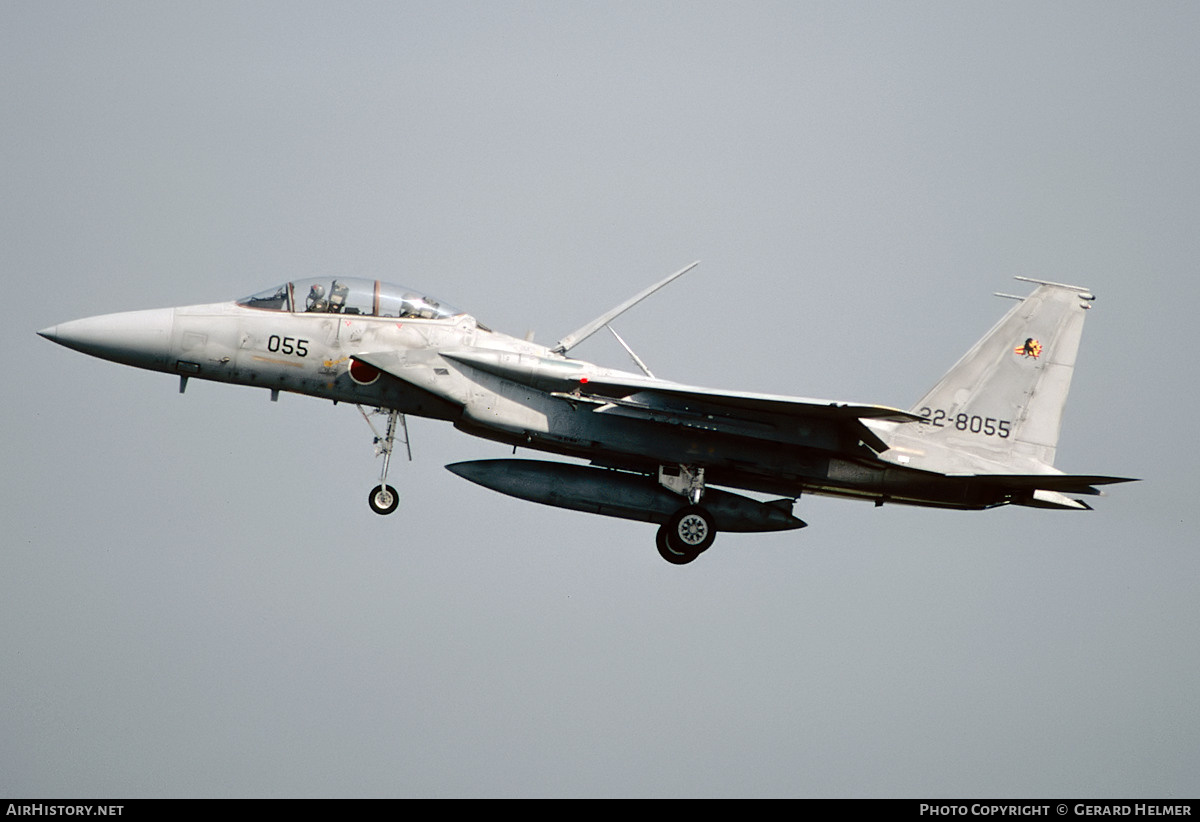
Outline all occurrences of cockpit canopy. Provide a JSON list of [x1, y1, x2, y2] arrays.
[[238, 277, 465, 320]]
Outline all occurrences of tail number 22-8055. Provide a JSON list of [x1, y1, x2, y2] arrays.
[[917, 407, 1012, 438]]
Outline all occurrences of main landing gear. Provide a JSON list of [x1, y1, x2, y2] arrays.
[[358, 406, 410, 515], [655, 465, 716, 565]]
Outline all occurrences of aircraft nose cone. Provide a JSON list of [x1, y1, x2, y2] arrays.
[[38, 307, 176, 370]]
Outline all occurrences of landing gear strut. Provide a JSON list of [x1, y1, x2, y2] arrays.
[[656, 465, 717, 564], [358, 406, 410, 515]]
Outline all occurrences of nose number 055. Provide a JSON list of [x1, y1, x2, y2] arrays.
[[267, 335, 309, 357]]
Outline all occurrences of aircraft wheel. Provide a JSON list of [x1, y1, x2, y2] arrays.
[[656, 525, 698, 565], [658, 505, 716, 564], [368, 484, 400, 515], [668, 505, 716, 552]]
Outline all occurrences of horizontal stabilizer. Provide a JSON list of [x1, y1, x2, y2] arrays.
[[971, 474, 1138, 496], [1025, 490, 1093, 510]]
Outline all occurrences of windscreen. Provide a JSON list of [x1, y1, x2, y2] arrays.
[[238, 278, 464, 320]]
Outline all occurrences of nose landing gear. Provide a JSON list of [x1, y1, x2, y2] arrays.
[[358, 406, 410, 515]]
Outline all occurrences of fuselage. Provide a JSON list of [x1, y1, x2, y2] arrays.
[[38, 278, 1012, 511]]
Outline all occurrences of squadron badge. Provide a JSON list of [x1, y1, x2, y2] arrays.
[[1015, 337, 1042, 358]]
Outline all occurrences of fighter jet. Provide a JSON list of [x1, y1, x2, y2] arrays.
[[38, 264, 1134, 564]]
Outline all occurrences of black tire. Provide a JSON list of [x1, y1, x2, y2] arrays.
[[656, 525, 699, 565], [660, 505, 717, 562], [368, 484, 400, 515]]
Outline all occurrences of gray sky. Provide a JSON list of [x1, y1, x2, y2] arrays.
[[3, 1, 1197, 798]]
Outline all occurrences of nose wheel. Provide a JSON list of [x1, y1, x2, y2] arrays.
[[358, 406, 410, 515], [368, 484, 400, 515]]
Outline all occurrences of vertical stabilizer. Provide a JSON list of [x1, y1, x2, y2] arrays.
[[897, 279, 1095, 473]]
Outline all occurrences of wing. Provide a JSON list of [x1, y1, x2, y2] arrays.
[[441, 347, 918, 415], [436, 348, 922, 453], [352, 344, 922, 457]]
